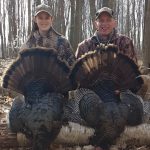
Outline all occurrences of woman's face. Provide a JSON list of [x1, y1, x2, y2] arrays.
[[95, 13, 116, 36], [35, 12, 53, 32]]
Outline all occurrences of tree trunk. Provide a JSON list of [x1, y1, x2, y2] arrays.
[[1, 122, 150, 149], [74, 0, 83, 51], [125, 0, 130, 37], [143, 0, 150, 67], [137, 0, 142, 52], [0, 122, 93, 149], [35, 0, 41, 6], [89, 0, 96, 33], [120, 0, 124, 34], [0, 123, 26, 148], [0, 1, 4, 58], [28, 0, 31, 35], [2, 1, 6, 58], [69, 0, 75, 50], [102, 0, 116, 10], [53, 0, 66, 35]]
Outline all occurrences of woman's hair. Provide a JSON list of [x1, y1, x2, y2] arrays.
[[23, 20, 38, 48], [32, 21, 39, 32]]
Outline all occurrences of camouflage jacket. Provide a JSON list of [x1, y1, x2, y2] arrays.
[[76, 30, 137, 63], [21, 27, 75, 66]]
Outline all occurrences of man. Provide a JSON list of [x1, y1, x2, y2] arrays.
[[76, 7, 137, 63], [75, 7, 140, 150], [21, 4, 75, 66]]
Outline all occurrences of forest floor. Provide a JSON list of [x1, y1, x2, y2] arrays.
[[0, 58, 150, 150]]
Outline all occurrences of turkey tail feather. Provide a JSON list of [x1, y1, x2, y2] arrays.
[[112, 54, 143, 92], [2, 48, 75, 95], [70, 45, 117, 87], [71, 44, 143, 92]]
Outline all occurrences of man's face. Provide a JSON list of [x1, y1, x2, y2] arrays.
[[95, 12, 116, 36]]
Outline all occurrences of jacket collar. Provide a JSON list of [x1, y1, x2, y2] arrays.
[[33, 27, 61, 40], [93, 29, 119, 44]]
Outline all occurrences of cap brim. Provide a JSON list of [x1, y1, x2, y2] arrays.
[[34, 10, 52, 16], [96, 11, 113, 19]]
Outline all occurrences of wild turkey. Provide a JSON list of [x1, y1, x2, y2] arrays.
[[69, 44, 144, 149], [2, 45, 145, 149], [2, 48, 75, 150], [60, 73, 150, 148]]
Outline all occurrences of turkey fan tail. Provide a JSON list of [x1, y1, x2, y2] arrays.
[[2, 48, 74, 95], [111, 54, 143, 93], [70, 44, 143, 93], [70, 44, 118, 88]]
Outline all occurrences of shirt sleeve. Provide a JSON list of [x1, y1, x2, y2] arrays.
[[57, 36, 76, 66], [65, 40, 76, 66], [20, 43, 29, 51], [76, 44, 84, 59], [117, 36, 137, 63], [75, 40, 90, 59]]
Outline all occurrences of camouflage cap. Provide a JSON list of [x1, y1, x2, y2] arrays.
[[34, 4, 52, 16], [95, 7, 114, 19]]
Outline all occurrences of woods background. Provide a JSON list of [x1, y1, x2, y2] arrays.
[[0, 0, 150, 67]]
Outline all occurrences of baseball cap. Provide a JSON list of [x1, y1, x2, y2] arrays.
[[34, 4, 52, 17], [95, 7, 114, 19]]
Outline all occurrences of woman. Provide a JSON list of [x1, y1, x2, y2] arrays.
[[21, 3, 75, 66]]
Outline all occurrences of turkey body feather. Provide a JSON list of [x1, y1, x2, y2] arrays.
[[9, 93, 64, 150]]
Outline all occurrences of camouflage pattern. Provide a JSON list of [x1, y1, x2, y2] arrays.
[[76, 29, 137, 63], [21, 27, 75, 66], [96, 7, 114, 19], [34, 4, 52, 16]]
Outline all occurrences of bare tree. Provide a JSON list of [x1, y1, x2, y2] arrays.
[[131, 0, 136, 44], [53, 0, 66, 34], [0, 0, 146, 59], [35, 0, 41, 6], [73, 0, 84, 51], [0, 1, 5, 58], [143, 0, 150, 67], [69, 0, 75, 50], [2, 0, 6, 58], [102, 0, 116, 9], [28, 0, 32, 35], [89, 0, 96, 33], [125, 0, 130, 37]]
